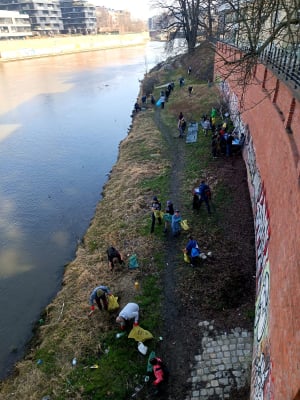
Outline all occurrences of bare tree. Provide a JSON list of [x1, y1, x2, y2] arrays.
[[151, 0, 299, 91], [215, 0, 300, 97], [151, 0, 216, 53], [218, 0, 299, 56]]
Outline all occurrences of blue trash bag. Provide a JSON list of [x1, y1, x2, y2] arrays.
[[128, 254, 139, 269]]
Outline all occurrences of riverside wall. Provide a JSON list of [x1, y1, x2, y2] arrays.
[[214, 42, 300, 400], [0, 32, 149, 61]]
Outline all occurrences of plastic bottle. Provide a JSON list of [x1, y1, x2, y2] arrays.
[[116, 332, 126, 339], [72, 357, 77, 366], [134, 281, 139, 290]]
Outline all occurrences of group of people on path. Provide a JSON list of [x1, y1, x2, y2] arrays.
[[200, 109, 242, 158], [150, 196, 182, 237], [158, 81, 175, 109], [150, 189, 211, 269]]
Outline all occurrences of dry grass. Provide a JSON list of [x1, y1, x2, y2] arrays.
[[0, 107, 168, 399], [0, 42, 221, 400]]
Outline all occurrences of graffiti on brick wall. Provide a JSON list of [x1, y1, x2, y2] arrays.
[[251, 187, 273, 400], [246, 134, 262, 206], [252, 264, 273, 400], [217, 72, 273, 400], [219, 80, 246, 138], [254, 265, 269, 342], [255, 187, 270, 289], [252, 345, 273, 400]]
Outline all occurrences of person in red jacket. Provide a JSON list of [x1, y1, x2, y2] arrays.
[[149, 356, 168, 394]]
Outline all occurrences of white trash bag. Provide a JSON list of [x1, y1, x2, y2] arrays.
[[137, 341, 148, 355]]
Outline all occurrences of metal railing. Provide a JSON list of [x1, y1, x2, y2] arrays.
[[219, 39, 300, 90], [260, 44, 300, 90]]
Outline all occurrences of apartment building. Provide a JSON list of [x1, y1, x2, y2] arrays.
[[0, 0, 96, 35], [0, 9, 32, 38], [59, 0, 96, 34]]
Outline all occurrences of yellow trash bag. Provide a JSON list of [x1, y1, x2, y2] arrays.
[[183, 252, 190, 263], [128, 325, 154, 342], [107, 295, 119, 312], [181, 219, 190, 231], [154, 210, 164, 218]]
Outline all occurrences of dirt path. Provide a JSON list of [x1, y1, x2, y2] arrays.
[[153, 108, 203, 399], [151, 107, 256, 400]]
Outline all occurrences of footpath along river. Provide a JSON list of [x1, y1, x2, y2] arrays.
[[0, 41, 168, 379]]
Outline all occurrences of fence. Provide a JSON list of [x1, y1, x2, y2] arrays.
[[219, 40, 300, 90]]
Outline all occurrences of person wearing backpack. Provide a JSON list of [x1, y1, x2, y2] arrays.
[[106, 246, 124, 272], [198, 180, 211, 214]]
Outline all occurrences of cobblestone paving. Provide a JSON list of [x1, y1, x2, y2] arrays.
[[185, 321, 253, 400]]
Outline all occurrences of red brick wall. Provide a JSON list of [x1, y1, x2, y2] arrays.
[[215, 43, 300, 400]]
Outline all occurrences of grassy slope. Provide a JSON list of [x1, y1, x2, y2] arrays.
[[0, 43, 255, 399]]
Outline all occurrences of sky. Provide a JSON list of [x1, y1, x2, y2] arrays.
[[93, 0, 154, 20]]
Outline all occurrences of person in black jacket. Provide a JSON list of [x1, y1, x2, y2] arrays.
[[150, 196, 162, 233], [106, 246, 124, 271], [163, 200, 174, 233]]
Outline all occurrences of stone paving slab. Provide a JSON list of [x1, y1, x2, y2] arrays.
[[185, 321, 253, 400]]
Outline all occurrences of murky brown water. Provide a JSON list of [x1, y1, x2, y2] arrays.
[[0, 41, 167, 379]]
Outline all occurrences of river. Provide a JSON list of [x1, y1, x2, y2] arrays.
[[0, 41, 169, 379]]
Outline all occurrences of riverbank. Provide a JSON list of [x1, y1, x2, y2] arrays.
[[0, 42, 255, 399], [0, 32, 149, 61]]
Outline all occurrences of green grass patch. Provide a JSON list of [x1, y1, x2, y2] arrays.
[[139, 170, 170, 195], [60, 272, 163, 399], [35, 347, 58, 375], [65, 337, 144, 399]]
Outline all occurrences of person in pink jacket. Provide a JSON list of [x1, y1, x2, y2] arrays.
[[149, 356, 169, 395]]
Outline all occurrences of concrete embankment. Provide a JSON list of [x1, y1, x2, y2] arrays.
[[0, 32, 149, 61]]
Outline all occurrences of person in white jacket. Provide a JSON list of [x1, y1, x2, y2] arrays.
[[116, 302, 139, 330]]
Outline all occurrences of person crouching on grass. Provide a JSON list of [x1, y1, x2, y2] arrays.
[[89, 285, 112, 315], [106, 245, 124, 272], [149, 356, 169, 396], [116, 302, 139, 330]]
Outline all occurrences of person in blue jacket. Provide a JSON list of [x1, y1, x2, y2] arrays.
[[198, 180, 211, 214], [185, 235, 201, 267], [89, 285, 111, 312], [171, 210, 182, 237]]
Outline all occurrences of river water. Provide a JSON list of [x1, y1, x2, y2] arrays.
[[0, 41, 168, 379]]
